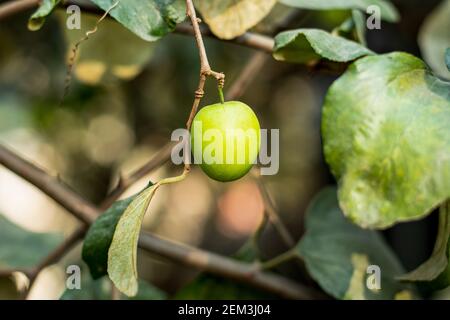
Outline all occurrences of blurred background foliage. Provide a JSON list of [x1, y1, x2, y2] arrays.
[[0, 0, 448, 299]]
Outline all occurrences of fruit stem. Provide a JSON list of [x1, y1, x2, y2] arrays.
[[218, 86, 225, 104]]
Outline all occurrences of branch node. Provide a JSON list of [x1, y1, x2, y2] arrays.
[[194, 89, 205, 99]]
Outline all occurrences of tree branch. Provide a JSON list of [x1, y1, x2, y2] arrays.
[[184, 0, 225, 130], [0, 0, 275, 53], [252, 169, 296, 248], [174, 23, 273, 54], [0, 0, 39, 20], [23, 226, 86, 298], [99, 141, 175, 210], [0, 0, 320, 300], [225, 52, 269, 101], [0, 144, 322, 299], [0, 145, 98, 224]]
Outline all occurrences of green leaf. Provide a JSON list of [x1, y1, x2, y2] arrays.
[[418, 0, 450, 79], [399, 201, 450, 290], [0, 215, 62, 268], [59, 12, 155, 85], [322, 52, 450, 229], [28, 0, 61, 31], [175, 242, 275, 299], [107, 185, 159, 296], [82, 195, 137, 280], [279, 0, 399, 22], [195, 0, 277, 40], [352, 9, 367, 46], [446, 48, 450, 72], [273, 28, 374, 65], [90, 0, 186, 42], [297, 187, 413, 300], [61, 265, 166, 300]]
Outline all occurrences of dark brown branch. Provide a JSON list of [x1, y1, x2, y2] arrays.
[[32, 226, 86, 277], [0, 145, 98, 224], [23, 226, 86, 298], [138, 232, 321, 299], [174, 23, 273, 54], [0, 0, 39, 20], [0, 144, 321, 299]]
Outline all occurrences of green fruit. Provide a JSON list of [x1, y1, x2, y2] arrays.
[[191, 101, 261, 182]]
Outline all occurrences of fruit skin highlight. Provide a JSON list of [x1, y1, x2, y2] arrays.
[[191, 101, 261, 182]]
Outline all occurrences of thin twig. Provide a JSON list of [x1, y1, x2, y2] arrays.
[[225, 52, 269, 101], [60, 1, 119, 106], [111, 282, 121, 300], [184, 0, 225, 175], [260, 249, 297, 270], [251, 212, 269, 261], [25, 226, 86, 298], [184, 0, 225, 129], [0, 144, 322, 299], [252, 169, 296, 248], [99, 141, 175, 210]]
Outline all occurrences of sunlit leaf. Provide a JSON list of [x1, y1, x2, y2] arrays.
[[0, 215, 62, 268], [273, 28, 373, 65], [279, 0, 399, 22], [418, 0, 450, 79], [90, 0, 186, 42], [322, 52, 450, 229], [297, 187, 413, 299], [107, 185, 158, 296], [28, 0, 61, 31], [195, 0, 277, 40], [352, 9, 367, 46]]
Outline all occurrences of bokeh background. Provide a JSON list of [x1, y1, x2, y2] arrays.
[[0, 0, 448, 299]]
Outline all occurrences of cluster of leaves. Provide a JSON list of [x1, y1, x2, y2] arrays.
[[19, 0, 450, 300]]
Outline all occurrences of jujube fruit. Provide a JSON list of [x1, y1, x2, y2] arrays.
[[191, 101, 261, 182]]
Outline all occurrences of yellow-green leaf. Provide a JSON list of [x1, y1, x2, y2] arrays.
[[107, 185, 158, 297], [279, 0, 399, 22], [322, 52, 450, 229], [195, 0, 277, 40]]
